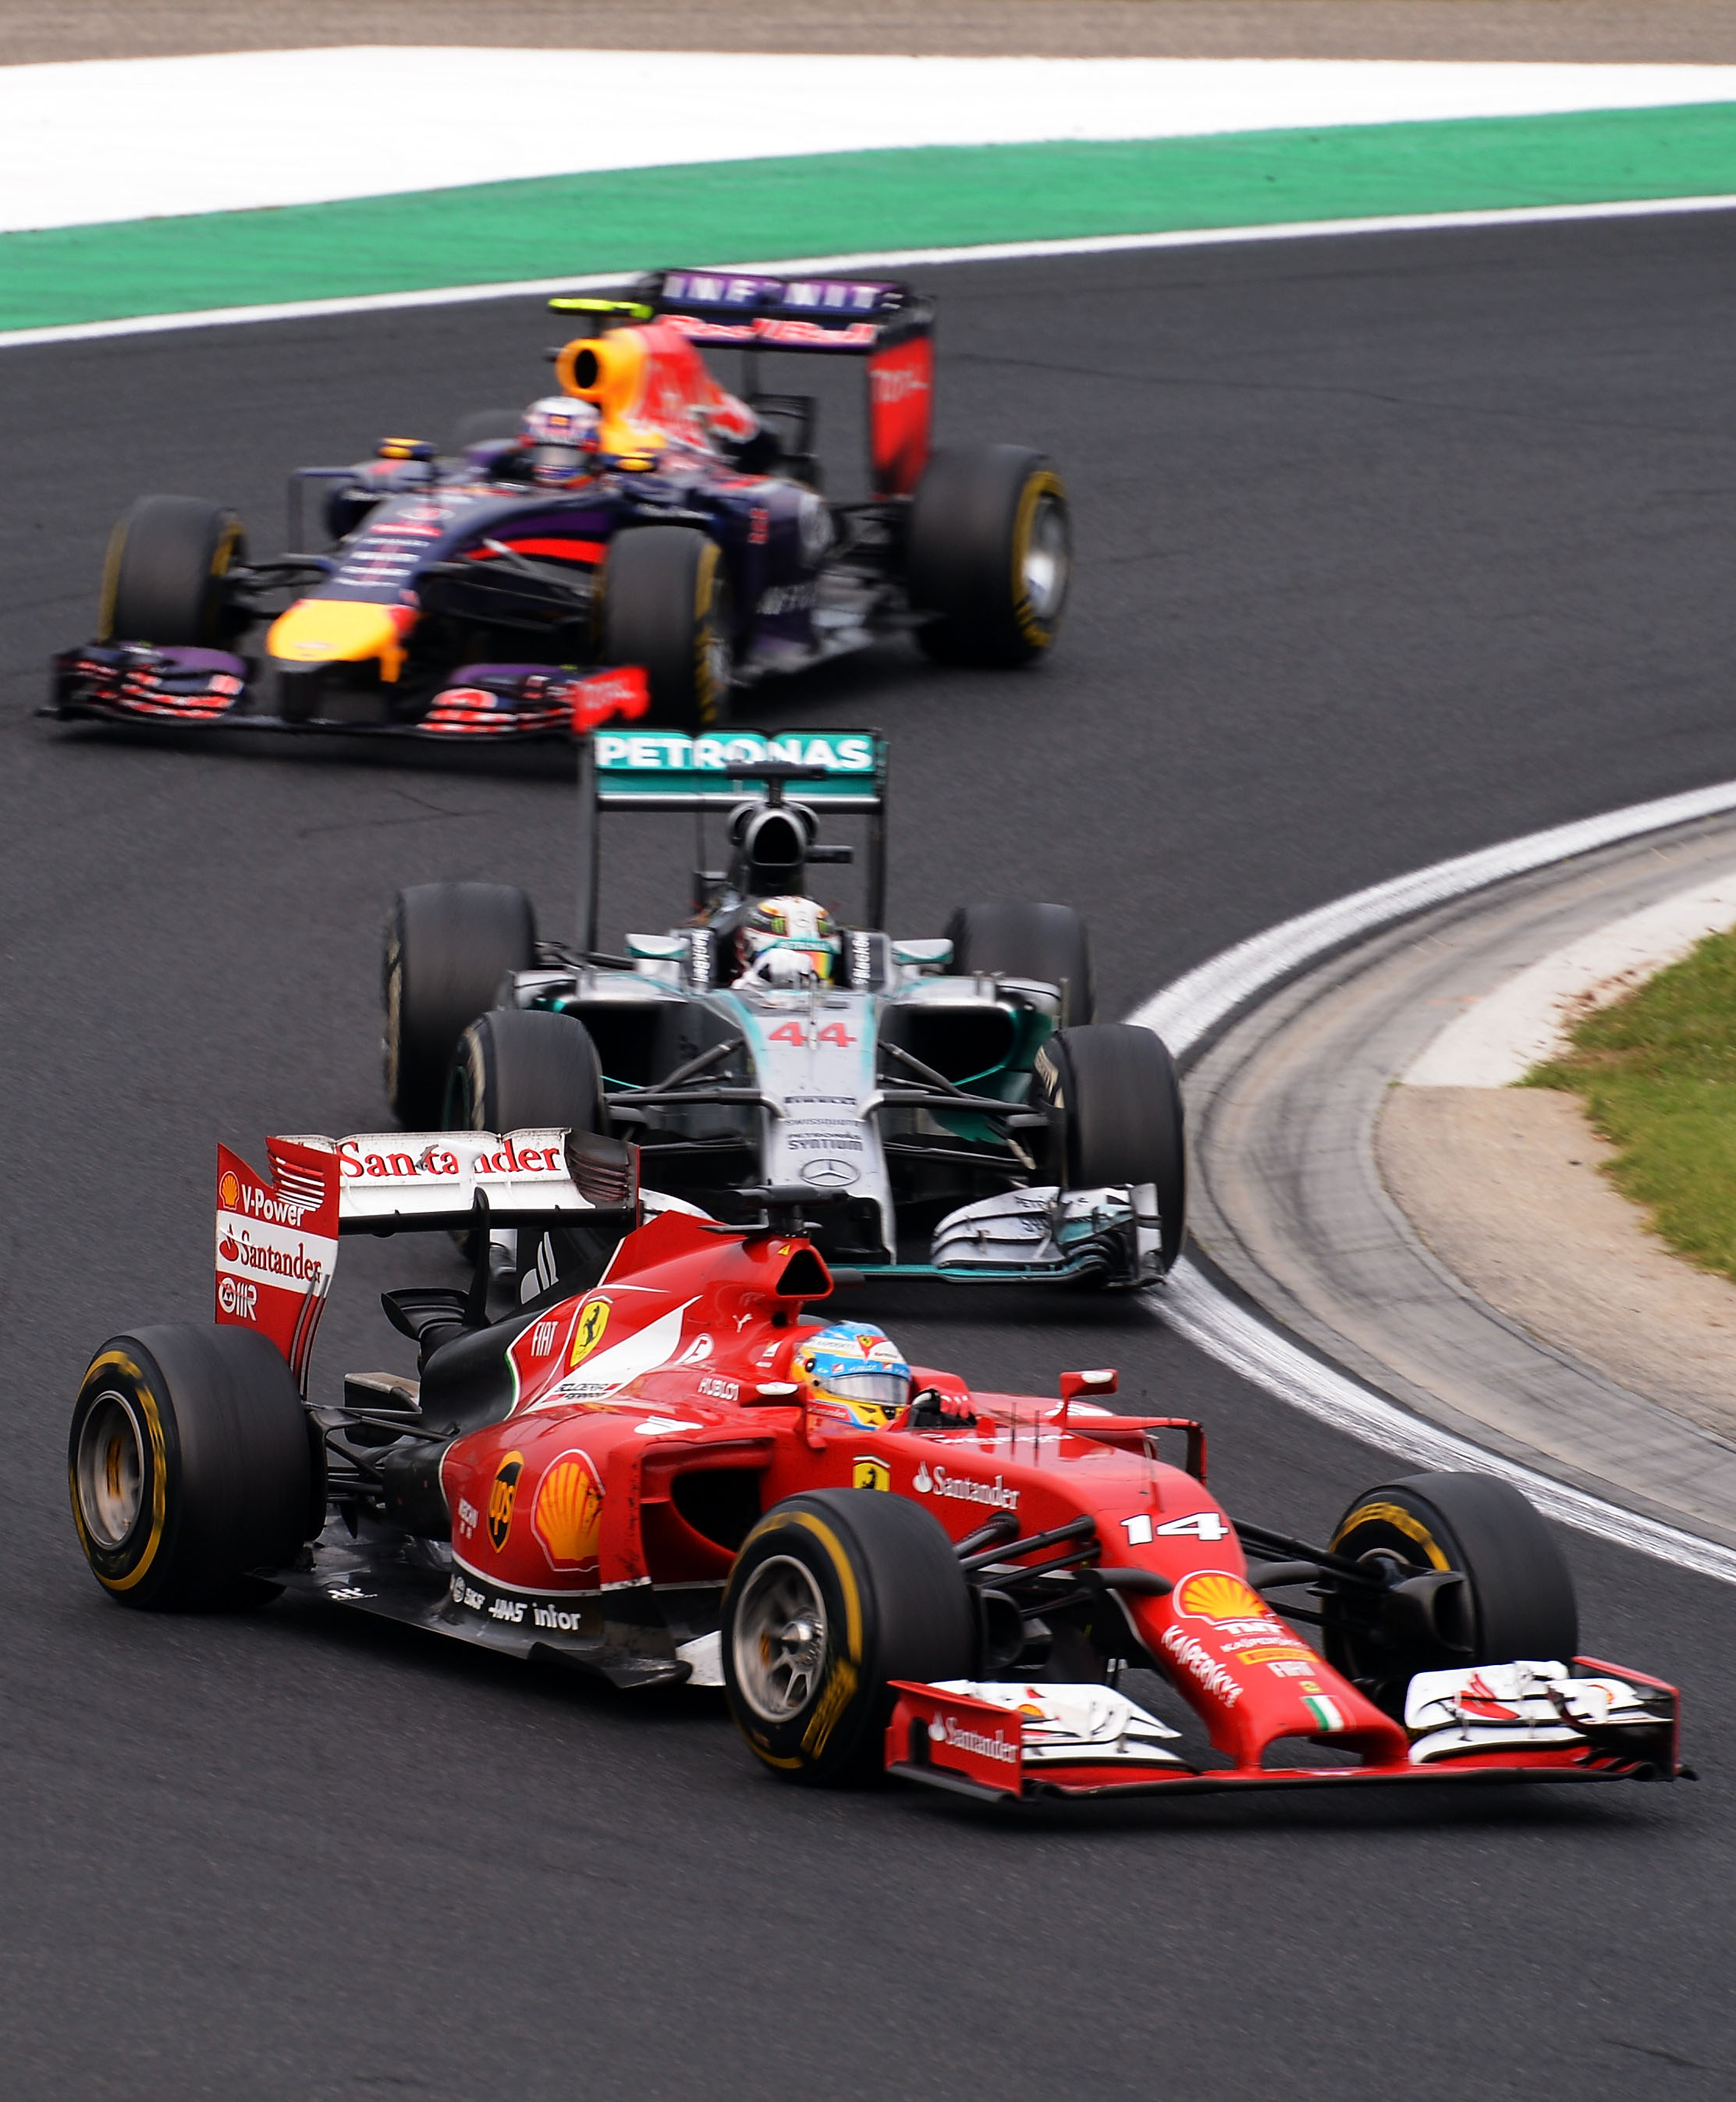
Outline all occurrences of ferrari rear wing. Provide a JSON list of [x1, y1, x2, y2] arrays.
[[577, 726, 889, 950], [215, 1126, 636, 1389]]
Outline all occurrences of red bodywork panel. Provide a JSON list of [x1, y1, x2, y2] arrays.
[[434, 1209, 1410, 1774]]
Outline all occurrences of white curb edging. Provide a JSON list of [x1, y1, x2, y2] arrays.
[[1131, 776, 1736, 1585]]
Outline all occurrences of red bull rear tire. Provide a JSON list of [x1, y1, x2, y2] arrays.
[[908, 446, 1070, 666]]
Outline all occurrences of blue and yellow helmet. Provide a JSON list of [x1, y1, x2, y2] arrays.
[[793, 1323, 911, 1427]]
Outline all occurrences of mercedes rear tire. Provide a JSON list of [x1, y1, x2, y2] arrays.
[[948, 900, 1095, 1026], [383, 882, 537, 1127]]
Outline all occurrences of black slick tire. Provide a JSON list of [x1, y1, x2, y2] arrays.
[[722, 1490, 977, 1784], [446, 1007, 606, 1136], [1033, 1023, 1187, 1269], [907, 445, 1069, 666], [101, 495, 247, 646], [948, 900, 1095, 1025], [600, 524, 733, 730], [69, 1326, 314, 1611], [1322, 1472, 1580, 1717], [384, 882, 536, 1127]]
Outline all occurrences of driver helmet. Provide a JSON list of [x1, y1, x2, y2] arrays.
[[737, 895, 837, 985], [522, 396, 600, 484], [793, 1324, 912, 1428]]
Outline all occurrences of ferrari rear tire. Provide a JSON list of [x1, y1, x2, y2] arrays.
[[384, 882, 537, 1127], [908, 446, 1070, 666], [1034, 1023, 1187, 1269], [69, 1326, 314, 1611], [1322, 1472, 1580, 1718], [101, 494, 247, 646], [600, 525, 733, 730], [722, 1490, 977, 1784], [446, 1007, 606, 1136], [948, 900, 1095, 1025]]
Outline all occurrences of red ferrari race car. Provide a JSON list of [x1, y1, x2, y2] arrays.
[[68, 1127, 1683, 1802]]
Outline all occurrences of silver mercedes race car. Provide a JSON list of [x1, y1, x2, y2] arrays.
[[381, 729, 1184, 1293]]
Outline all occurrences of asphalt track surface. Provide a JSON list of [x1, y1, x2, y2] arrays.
[[8, 218, 1736, 2098]]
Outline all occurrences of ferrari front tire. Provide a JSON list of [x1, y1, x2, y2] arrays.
[[908, 446, 1070, 666], [601, 524, 733, 731], [384, 882, 537, 1127], [722, 1490, 977, 1784], [1322, 1472, 1580, 1717], [69, 1326, 315, 1611], [101, 494, 247, 646], [1034, 1022, 1187, 1269]]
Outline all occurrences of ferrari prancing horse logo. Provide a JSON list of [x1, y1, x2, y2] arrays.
[[853, 1457, 890, 1491], [569, 1298, 612, 1367]]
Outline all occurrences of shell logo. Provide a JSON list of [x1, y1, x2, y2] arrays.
[[218, 1170, 241, 1212], [533, 1450, 605, 1571], [1174, 1571, 1268, 1624]]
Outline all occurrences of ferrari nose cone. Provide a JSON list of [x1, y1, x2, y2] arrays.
[[266, 598, 407, 680]]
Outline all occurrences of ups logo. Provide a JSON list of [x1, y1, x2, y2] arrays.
[[488, 1451, 525, 1550]]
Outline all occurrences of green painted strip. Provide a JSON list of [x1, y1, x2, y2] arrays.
[[8, 102, 1736, 332]]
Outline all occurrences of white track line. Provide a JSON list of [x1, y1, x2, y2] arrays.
[[6, 194, 1736, 353], [1131, 777, 1736, 1584]]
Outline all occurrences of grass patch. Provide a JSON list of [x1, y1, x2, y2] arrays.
[[1527, 925, 1736, 1282]]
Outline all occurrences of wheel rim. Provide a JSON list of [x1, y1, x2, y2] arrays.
[[76, 1392, 145, 1549], [1020, 492, 1070, 622], [732, 1555, 829, 1723]]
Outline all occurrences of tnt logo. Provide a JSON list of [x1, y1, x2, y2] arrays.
[[218, 1276, 258, 1319]]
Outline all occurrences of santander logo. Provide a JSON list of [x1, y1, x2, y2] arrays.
[[912, 1461, 1019, 1512]]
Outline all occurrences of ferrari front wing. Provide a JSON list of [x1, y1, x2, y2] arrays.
[[886, 1660, 1683, 1802]]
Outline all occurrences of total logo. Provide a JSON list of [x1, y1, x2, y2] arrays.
[[912, 1461, 1019, 1512]]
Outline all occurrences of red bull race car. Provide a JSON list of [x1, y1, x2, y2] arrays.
[[68, 1124, 1684, 1803], [48, 271, 1070, 740]]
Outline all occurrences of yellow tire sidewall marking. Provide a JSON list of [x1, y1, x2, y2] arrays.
[[75, 1350, 170, 1591], [1330, 1498, 1450, 1572]]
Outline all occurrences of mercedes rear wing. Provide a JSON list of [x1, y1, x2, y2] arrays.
[[576, 726, 889, 951], [215, 1127, 637, 1390]]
